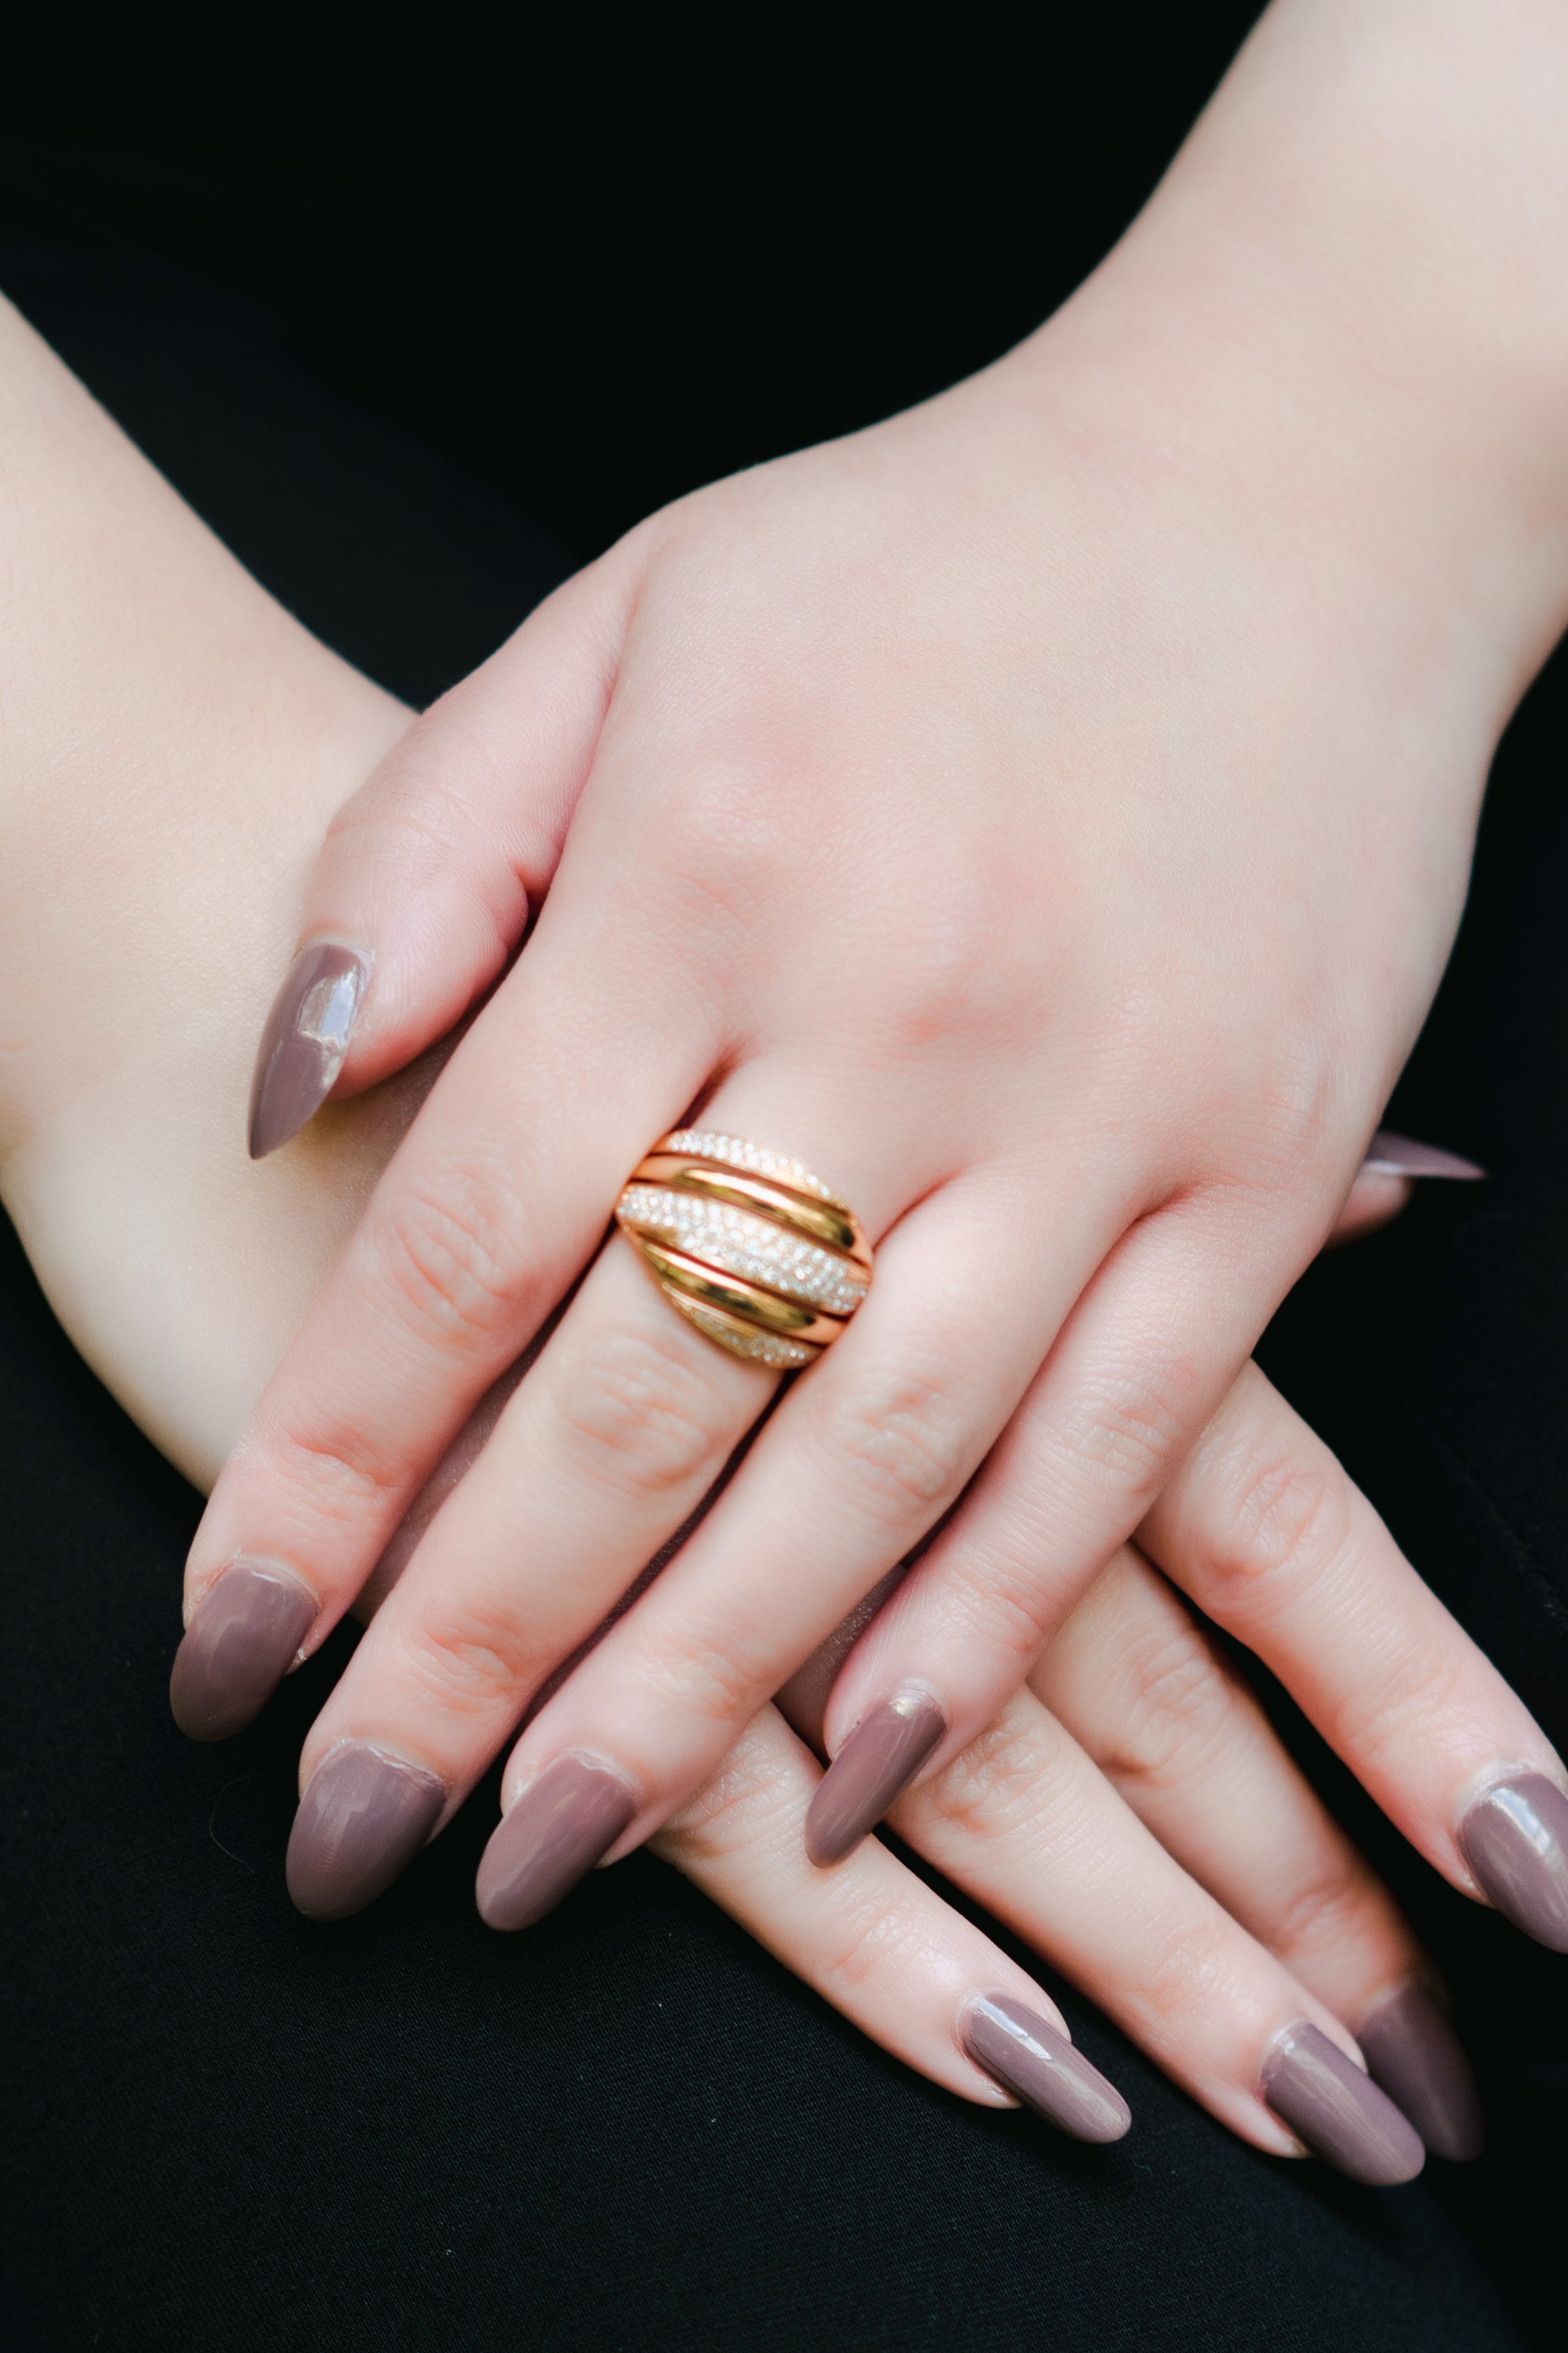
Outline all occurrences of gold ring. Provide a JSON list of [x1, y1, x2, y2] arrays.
[[615, 1130, 873, 1369]]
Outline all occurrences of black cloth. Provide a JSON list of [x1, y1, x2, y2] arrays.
[[2, 25, 1566, 2344]]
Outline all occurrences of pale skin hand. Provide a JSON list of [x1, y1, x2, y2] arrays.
[[190, 0, 1568, 1912], [0, 285, 1533, 2168]]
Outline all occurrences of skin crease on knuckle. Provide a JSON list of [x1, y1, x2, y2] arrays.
[[380, 1596, 550, 1725], [812, 1361, 975, 1532], [367, 1148, 535, 1355], [543, 1311, 749, 1510]]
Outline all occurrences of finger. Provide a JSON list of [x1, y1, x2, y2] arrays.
[[886, 1682, 1422, 2183], [808, 1198, 1297, 1848], [1032, 1544, 1483, 2159], [184, 894, 727, 1716], [1138, 1360, 1568, 1952], [278, 1239, 770, 1918], [248, 554, 635, 1156], [649, 1703, 1131, 2143]]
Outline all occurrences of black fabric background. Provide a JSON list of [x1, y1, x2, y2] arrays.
[[0, 8, 1564, 2346]]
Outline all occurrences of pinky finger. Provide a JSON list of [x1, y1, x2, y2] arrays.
[[649, 1704, 1131, 2144]]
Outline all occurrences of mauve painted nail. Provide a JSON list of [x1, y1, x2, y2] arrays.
[[286, 1743, 445, 1920], [1357, 1982, 1484, 2162], [1362, 1128, 1485, 1179], [248, 941, 368, 1159], [476, 1755, 637, 1931], [962, 1996, 1131, 2144], [1458, 1775, 1568, 1952], [1262, 2022, 1425, 2185], [169, 1560, 316, 1741], [805, 1687, 946, 1865]]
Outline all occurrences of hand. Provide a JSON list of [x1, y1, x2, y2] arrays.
[[0, 285, 1514, 2183], [190, 1, 1568, 1920]]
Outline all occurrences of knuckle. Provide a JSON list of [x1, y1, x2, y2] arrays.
[[1332, 1650, 1471, 1780], [819, 1893, 934, 1994], [822, 1367, 970, 1528], [630, 1617, 771, 1729], [398, 1598, 540, 1716], [1254, 1850, 1388, 1971], [934, 1548, 1057, 1677], [1099, 1623, 1237, 1793], [1190, 1441, 1354, 1608], [551, 1319, 737, 1505], [1055, 1357, 1198, 1518], [371, 1153, 529, 1352], [924, 1708, 1057, 1846], [1135, 1909, 1239, 2028], [261, 1418, 406, 1528], [658, 1737, 787, 1861]]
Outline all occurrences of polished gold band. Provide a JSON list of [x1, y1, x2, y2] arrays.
[[616, 1130, 873, 1368]]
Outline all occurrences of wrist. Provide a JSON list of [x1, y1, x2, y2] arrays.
[[989, 0, 1568, 734]]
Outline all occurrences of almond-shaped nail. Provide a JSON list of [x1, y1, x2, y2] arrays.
[[1362, 1129, 1485, 1179], [1458, 1775, 1568, 1951], [169, 1559, 317, 1741], [286, 1742, 445, 1920], [1356, 1982, 1484, 2162], [805, 1686, 946, 1865], [1262, 2022, 1424, 2185], [476, 1754, 637, 1931], [962, 1995, 1131, 2144], [248, 941, 368, 1159]]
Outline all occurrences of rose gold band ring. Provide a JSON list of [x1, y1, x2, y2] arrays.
[[615, 1130, 873, 1369]]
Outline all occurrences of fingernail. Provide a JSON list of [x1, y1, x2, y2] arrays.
[[475, 1754, 638, 1931], [248, 941, 368, 1158], [1262, 2022, 1425, 2185], [169, 1559, 316, 1740], [1362, 1129, 1485, 1179], [805, 1686, 946, 1865], [286, 1742, 445, 1920], [1458, 1774, 1568, 1951], [962, 1995, 1131, 2144], [1356, 1981, 1484, 2162]]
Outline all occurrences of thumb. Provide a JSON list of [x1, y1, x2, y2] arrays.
[[248, 550, 633, 1157]]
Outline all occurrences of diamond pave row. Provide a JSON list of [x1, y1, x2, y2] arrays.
[[678, 1302, 817, 1370], [658, 1130, 843, 1206], [618, 1186, 869, 1316]]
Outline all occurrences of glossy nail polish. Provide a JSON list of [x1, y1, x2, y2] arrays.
[[805, 1686, 946, 1865], [1458, 1775, 1568, 1951], [169, 1559, 316, 1741], [1361, 1129, 1484, 1179], [962, 1995, 1131, 2144], [286, 1742, 445, 1920], [475, 1754, 637, 1931], [248, 941, 368, 1159], [1262, 2022, 1424, 2185], [1357, 1981, 1484, 2162]]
